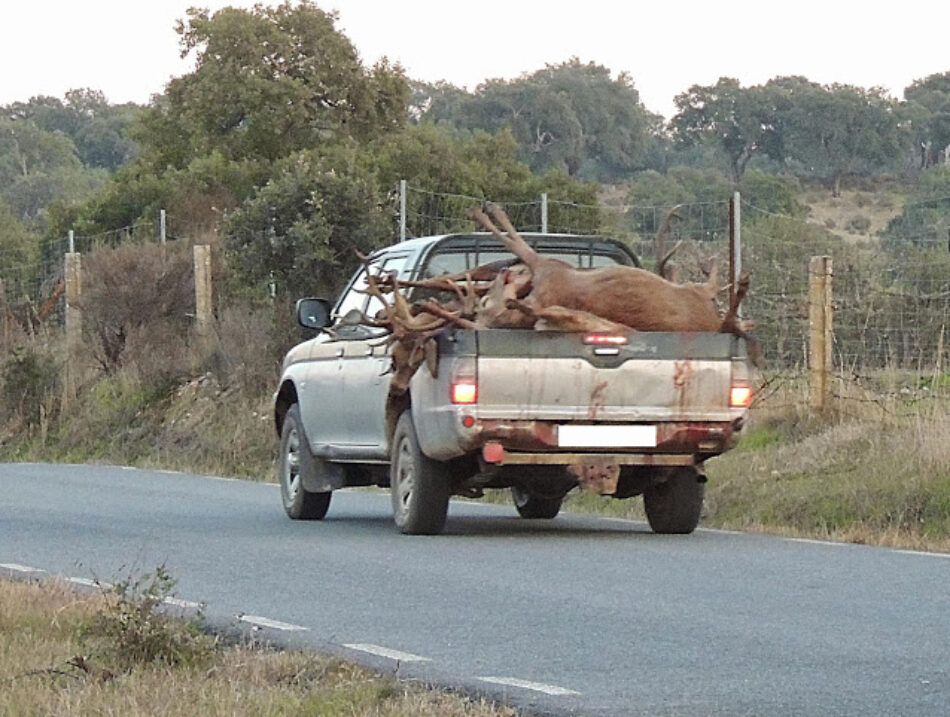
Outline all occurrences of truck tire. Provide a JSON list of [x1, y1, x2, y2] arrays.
[[390, 411, 451, 535], [643, 467, 704, 534], [279, 405, 332, 520], [511, 485, 563, 519]]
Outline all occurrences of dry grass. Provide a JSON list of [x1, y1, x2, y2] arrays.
[[0, 578, 516, 717], [804, 188, 905, 243]]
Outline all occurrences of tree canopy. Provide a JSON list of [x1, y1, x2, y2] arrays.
[[414, 59, 659, 180]]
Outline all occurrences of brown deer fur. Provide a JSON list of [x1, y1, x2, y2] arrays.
[[471, 204, 725, 333]]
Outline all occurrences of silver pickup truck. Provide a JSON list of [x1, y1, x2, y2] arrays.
[[273, 232, 753, 535]]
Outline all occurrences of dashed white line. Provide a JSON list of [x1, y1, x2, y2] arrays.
[[0, 563, 45, 574], [66, 577, 112, 589], [343, 644, 432, 662], [477, 676, 580, 696], [894, 549, 950, 559], [785, 537, 847, 547], [163, 597, 204, 609], [238, 615, 308, 631]]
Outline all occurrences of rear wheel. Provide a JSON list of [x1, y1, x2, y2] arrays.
[[643, 467, 704, 534], [511, 485, 563, 519], [390, 411, 451, 535], [279, 405, 332, 520]]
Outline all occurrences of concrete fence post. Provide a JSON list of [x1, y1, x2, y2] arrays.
[[808, 256, 833, 411], [63, 251, 82, 403], [194, 244, 213, 331], [64, 252, 82, 351]]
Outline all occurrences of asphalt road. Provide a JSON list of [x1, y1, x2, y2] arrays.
[[2, 462, 949, 716]]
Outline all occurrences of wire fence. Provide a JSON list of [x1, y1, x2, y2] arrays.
[[5, 182, 950, 397]]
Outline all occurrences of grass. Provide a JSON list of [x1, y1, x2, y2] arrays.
[[0, 576, 516, 717]]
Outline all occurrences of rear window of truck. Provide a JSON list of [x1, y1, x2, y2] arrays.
[[419, 236, 637, 279]]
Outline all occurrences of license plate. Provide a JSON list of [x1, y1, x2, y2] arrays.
[[557, 425, 657, 448]]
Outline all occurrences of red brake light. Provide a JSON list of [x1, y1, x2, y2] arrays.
[[730, 384, 752, 408], [452, 380, 478, 405], [584, 334, 628, 346]]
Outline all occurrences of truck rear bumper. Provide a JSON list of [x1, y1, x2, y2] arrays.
[[467, 419, 739, 466]]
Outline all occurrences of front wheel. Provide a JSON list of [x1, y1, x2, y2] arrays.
[[511, 486, 563, 519], [390, 411, 451, 535], [643, 467, 704, 534], [279, 405, 332, 520]]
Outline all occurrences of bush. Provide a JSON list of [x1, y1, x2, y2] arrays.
[[846, 214, 871, 234], [79, 565, 214, 672], [1, 346, 58, 427], [82, 242, 196, 373]]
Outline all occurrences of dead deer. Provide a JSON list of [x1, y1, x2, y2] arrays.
[[471, 203, 763, 364], [471, 203, 723, 332]]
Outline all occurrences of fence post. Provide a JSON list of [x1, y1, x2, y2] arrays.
[[541, 193, 548, 234], [399, 180, 407, 242], [808, 256, 833, 411], [194, 244, 212, 331], [63, 250, 82, 402]]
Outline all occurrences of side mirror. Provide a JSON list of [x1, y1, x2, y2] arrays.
[[295, 298, 331, 330]]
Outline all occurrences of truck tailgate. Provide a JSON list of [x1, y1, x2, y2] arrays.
[[474, 329, 742, 423]]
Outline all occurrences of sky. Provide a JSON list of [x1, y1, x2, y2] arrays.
[[2, 0, 949, 120]]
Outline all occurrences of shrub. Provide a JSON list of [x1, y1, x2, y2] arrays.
[[82, 241, 196, 373], [1, 346, 58, 427], [79, 565, 214, 672], [846, 214, 871, 233]]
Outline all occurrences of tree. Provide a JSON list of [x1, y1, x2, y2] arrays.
[[415, 59, 657, 180], [670, 78, 777, 184], [138, 1, 408, 169], [4, 90, 140, 170], [904, 72, 950, 167], [780, 84, 906, 196], [0, 199, 39, 299], [224, 145, 389, 297]]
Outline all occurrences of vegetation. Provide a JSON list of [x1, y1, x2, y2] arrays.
[[3, 0, 950, 553], [0, 576, 514, 716]]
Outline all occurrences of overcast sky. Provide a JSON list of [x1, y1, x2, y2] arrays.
[[3, 0, 949, 120]]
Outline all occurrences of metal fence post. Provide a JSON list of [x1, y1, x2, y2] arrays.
[[809, 256, 833, 411], [399, 180, 407, 242], [541, 193, 548, 234]]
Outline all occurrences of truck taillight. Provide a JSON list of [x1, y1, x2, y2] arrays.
[[583, 334, 628, 346], [730, 384, 752, 408], [452, 380, 478, 405]]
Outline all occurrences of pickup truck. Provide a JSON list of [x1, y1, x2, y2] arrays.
[[273, 232, 753, 535]]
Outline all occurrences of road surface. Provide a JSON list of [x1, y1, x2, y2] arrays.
[[2, 463, 948, 716]]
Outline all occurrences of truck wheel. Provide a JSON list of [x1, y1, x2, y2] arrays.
[[643, 467, 704, 534], [279, 405, 332, 520], [390, 411, 451, 535], [511, 485, 563, 519]]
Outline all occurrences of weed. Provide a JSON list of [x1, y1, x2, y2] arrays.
[[78, 566, 214, 672]]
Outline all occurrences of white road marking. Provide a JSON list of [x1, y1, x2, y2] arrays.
[[894, 549, 950, 559], [785, 537, 847, 547], [477, 676, 580, 696], [343, 644, 432, 662], [66, 577, 112, 589], [238, 615, 308, 631], [163, 597, 204, 609], [0, 563, 45, 573]]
